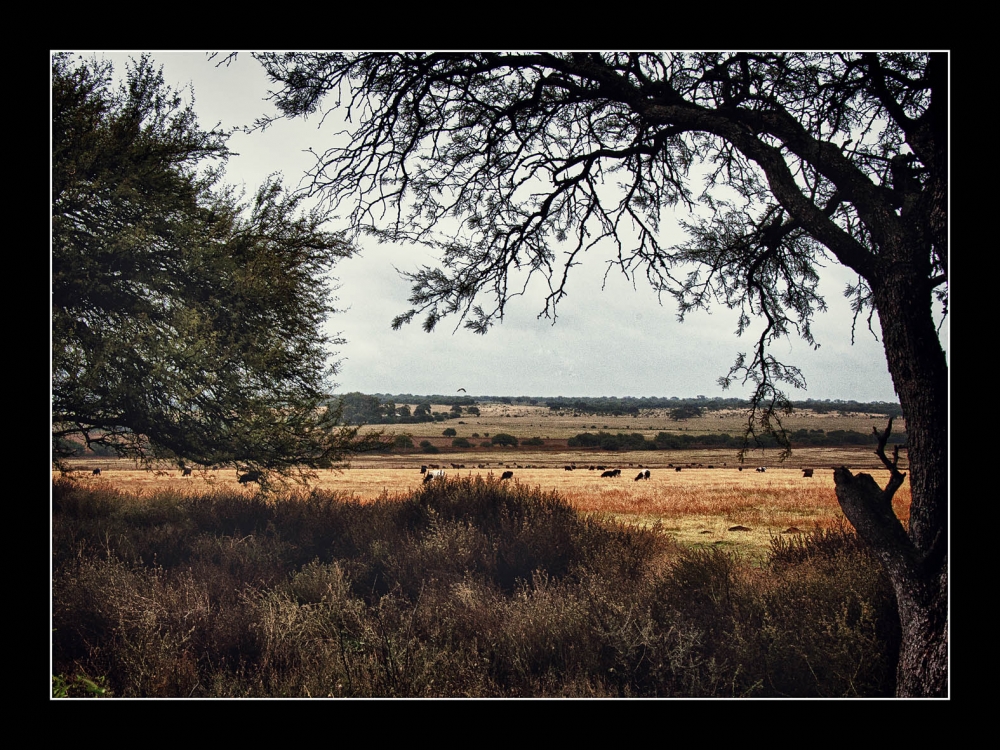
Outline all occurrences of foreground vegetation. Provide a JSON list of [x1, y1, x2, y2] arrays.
[[52, 476, 900, 697]]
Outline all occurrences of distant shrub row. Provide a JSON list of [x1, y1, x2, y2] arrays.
[[568, 429, 904, 451]]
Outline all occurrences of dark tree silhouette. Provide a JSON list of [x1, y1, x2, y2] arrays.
[[251, 51, 947, 695], [52, 53, 388, 479]]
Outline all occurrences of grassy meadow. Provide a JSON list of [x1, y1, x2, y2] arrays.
[[52, 406, 907, 697], [62, 461, 909, 562]]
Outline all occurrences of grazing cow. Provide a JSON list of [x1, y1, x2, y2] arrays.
[[644, 470, 651, 480], [92, 468, 101, 476], [182, 468, 192, 477], [634, 472, 644, 481], [756, 467, 766, 473], [675, 467, 682, 472], [420, 465, 428, 474], [565, 465, 574, 471], [601, 470, 615, 478], [501, 470, 514, 480], [238, 471, 262, 485], [802, 468, 814, 478], [423, 469, 446, 483]]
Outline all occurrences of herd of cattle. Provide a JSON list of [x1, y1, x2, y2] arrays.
[[416, 465, 818, 482], [82, 465, 818, 484]]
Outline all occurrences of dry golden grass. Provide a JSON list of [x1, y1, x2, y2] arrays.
[[374, 403, 905, 442], [57, 451, 910, 560]]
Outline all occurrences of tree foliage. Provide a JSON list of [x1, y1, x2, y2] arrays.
[[52, 53, 387, 475], [251, 51, 947, 695]]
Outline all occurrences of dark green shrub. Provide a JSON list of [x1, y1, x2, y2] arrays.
[[442, 428, 457, 437], [490, 433, 518, 447], [392, 434, 415, 451]]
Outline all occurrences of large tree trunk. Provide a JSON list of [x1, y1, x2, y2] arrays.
[[834, 257, 948, 697], [834, 468, 948, 697]]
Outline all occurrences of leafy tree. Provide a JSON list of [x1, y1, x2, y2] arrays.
[[442, 427, 457, 437], [52, 53, 387, 477], [490, 433, 518, 447], [451, 437, 472, 448], [337, 392, 385, 425], [254, 51, 945, 695], [669, 405, 704, 421]]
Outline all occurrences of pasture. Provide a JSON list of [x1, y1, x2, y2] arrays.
[[56, 407, 909, 560], [57, 447, 908, 560]]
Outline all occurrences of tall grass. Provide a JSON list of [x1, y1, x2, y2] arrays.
[[52, 476, 899, 697]]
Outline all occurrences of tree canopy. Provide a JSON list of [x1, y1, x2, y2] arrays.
[[251, 51, 947, 695], [52, 52, 385, 475]]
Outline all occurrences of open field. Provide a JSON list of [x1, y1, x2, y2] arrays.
[[56, 407, 909, 559], [360, 402, 906, 442], [57, 444, 909, 560]]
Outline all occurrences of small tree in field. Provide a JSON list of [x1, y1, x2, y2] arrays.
[[252, 51, 948, 695]]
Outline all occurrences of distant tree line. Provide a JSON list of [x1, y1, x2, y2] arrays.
[[333, 393, 480, 426], [569, 428, 905, 451], [331, 392, 903, 428]]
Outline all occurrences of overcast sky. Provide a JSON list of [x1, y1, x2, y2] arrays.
[[66, 51, 949, 402]]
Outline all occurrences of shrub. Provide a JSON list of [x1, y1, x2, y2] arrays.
[[52, 479, 898, 698], [442, 428, 457, 437], [392, 434, 415, 451], [521, 437, 545, 446], [452, 438, 473, 448], [490, 433, 518, 447]]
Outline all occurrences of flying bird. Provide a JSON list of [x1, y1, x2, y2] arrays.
[[457, 388, 466, 392]]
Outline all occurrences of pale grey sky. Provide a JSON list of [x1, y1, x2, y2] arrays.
[[66, 51, 948, 402]]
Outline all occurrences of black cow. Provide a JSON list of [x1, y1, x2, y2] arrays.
[[92, 468, 101, 476], [634, 472, 644, 481], [182, 468, 193, 477], [565, 465, 574, 471], [675, 467, 682, 472], [238, 471, 262, 485], [644, 470, 651, 480], [802, 468, 814, 478], [420, 465, 428, 474], [501, 470, 514, 480]]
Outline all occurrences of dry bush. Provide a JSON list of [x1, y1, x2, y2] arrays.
[[52, 477, 899, 697]]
